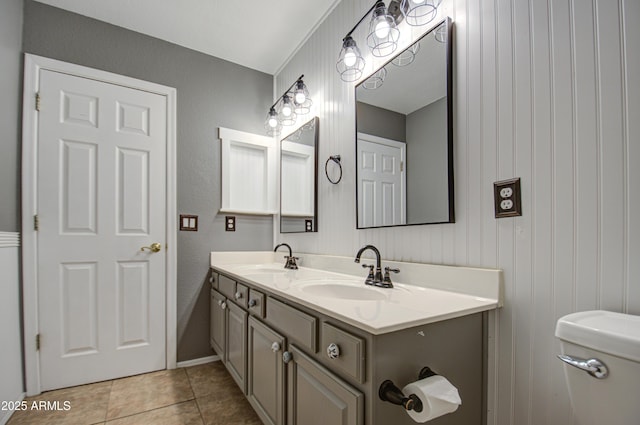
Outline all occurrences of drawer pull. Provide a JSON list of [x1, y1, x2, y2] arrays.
[[283, 351, 292, 364], [248, 299, 257, 307], [220, 301, 227, 310], [327, 343, 340, 359], [234, 291, 243, 300], [271, 342, 281, 353]]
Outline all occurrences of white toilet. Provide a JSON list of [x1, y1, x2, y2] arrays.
[[555, 310, 640, 425]]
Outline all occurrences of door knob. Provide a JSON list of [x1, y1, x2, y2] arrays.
[[140, 242, 162, 253]]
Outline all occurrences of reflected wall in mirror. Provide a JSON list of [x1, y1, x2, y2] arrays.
[[356, 18, 454, 229], [280, 116, 319, 233]]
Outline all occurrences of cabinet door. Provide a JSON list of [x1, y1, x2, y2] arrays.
[[287, 345, 363, 425], [226, 301, 248, 393], [247, 316, 286, 425], [210, 289, 226, 362]]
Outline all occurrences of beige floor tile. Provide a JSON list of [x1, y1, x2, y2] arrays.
[[185, 362, 237, 399], [8, 380, 112, 425], [105, 401, 203, 425], [197, 394, 262, 425], [106, 369, 194, 420]]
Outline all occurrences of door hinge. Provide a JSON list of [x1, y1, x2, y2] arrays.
[[36, 334, 41, 351], [35, 92, 41, 111], [34, 214, 39, 231]]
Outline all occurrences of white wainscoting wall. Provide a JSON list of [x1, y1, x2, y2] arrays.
[[275, 0, 639, 424], [0, 232, 24, 425]]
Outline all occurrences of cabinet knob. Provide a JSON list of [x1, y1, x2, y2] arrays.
[[271, 342, 281, 353], [283, 351, 292, 364], [209, 275, 215, 284], [234, 291, 243, 300], [217, 299, 223, 306], [248, 299, 257, 307], [221, 301, 227, 310], [326, 343, 340, 359]]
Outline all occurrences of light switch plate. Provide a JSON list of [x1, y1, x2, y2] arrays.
[[179, 214, 198, 231], [494, 178, 522, 218]]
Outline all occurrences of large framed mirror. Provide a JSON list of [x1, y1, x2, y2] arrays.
[[280, 116, 319, 233], [356, 17, 454, 229]]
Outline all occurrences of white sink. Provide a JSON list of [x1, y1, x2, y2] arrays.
[[233, 264, 288, 274], [298, 280, 387, 301]]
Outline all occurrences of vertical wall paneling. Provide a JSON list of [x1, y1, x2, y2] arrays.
[[595, 0, 625, 312], [0, 232, 23, 425], [275, 0, 638, 424], [623, 0, 640, 312]]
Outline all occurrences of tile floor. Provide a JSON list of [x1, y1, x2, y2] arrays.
[[7, 362, 262, 425]]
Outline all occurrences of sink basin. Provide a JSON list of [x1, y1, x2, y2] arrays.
[[234, 264, 288, 274], [299, 281, 387, 301]]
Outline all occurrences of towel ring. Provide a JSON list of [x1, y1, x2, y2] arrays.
[[325, 155, 342, 184]]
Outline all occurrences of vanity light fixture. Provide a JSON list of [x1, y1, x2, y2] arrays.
[[336, 0, 444, 83], [337, 35, 366, 82], [400, 0, 440, 26], [264, 75, 312, 136], [367, 1, 400, 57]]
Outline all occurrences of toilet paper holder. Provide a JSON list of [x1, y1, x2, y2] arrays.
[[379, 367, 438, 412]]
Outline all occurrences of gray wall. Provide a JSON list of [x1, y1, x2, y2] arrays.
[[405, 97, 449, 223], [356, 102, 406, 142], [0, 0, 23, 232], [23, 0, 274, 361]]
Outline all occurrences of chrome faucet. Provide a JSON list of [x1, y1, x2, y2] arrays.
[[354, 245, 399, 288], [274, 243, 299, 270]]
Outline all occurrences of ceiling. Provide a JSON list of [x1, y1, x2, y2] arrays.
[[33, 0, 341, 75]]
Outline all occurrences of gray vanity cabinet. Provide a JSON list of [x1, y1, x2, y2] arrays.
[[287, 345, 363, 425], [226, 300, 247, 393], [247, 316, 286, 425], [210, 289, 226, 362]]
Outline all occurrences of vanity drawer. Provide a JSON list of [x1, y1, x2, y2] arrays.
[[209, 270, 218, 290], [218, 274, 237, 300], [266, 297, 317, 352], [233, 283, 249, 308], [248, 289, 265, 318], [321, 323, 366, 384]]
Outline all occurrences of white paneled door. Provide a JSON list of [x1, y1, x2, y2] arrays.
[[37, 69, 167, 391], [357, 133, 406, 228]]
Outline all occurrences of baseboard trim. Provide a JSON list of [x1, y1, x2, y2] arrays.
[[0, 392, 26, 425], [176, 355, 220, 368]]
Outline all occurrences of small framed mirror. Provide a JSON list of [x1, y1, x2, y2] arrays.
[[280, 116, 319, 233], [356, 18, 454, 229]]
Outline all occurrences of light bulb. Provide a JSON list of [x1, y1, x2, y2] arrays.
[[375, 20, 390, 39], [410, 0, 426, 4], [268, 117, 278, 128], [344, 49, 357, 67], [282, 104, 292, 117], [294, 91, 306, 104]]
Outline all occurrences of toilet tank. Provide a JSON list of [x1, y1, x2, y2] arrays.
[[555, 310, 640, 425]]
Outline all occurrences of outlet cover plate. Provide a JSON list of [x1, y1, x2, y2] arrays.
[[494, 178, 522, 218], [225, 216, 236, 231]]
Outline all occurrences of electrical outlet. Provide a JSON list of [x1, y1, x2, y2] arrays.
[[225, 216, 236, 231], [305, 219, 313, 232], [494, 178, 522, 218]]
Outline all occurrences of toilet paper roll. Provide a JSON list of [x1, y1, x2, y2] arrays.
[[402, 375, 462, 423]]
